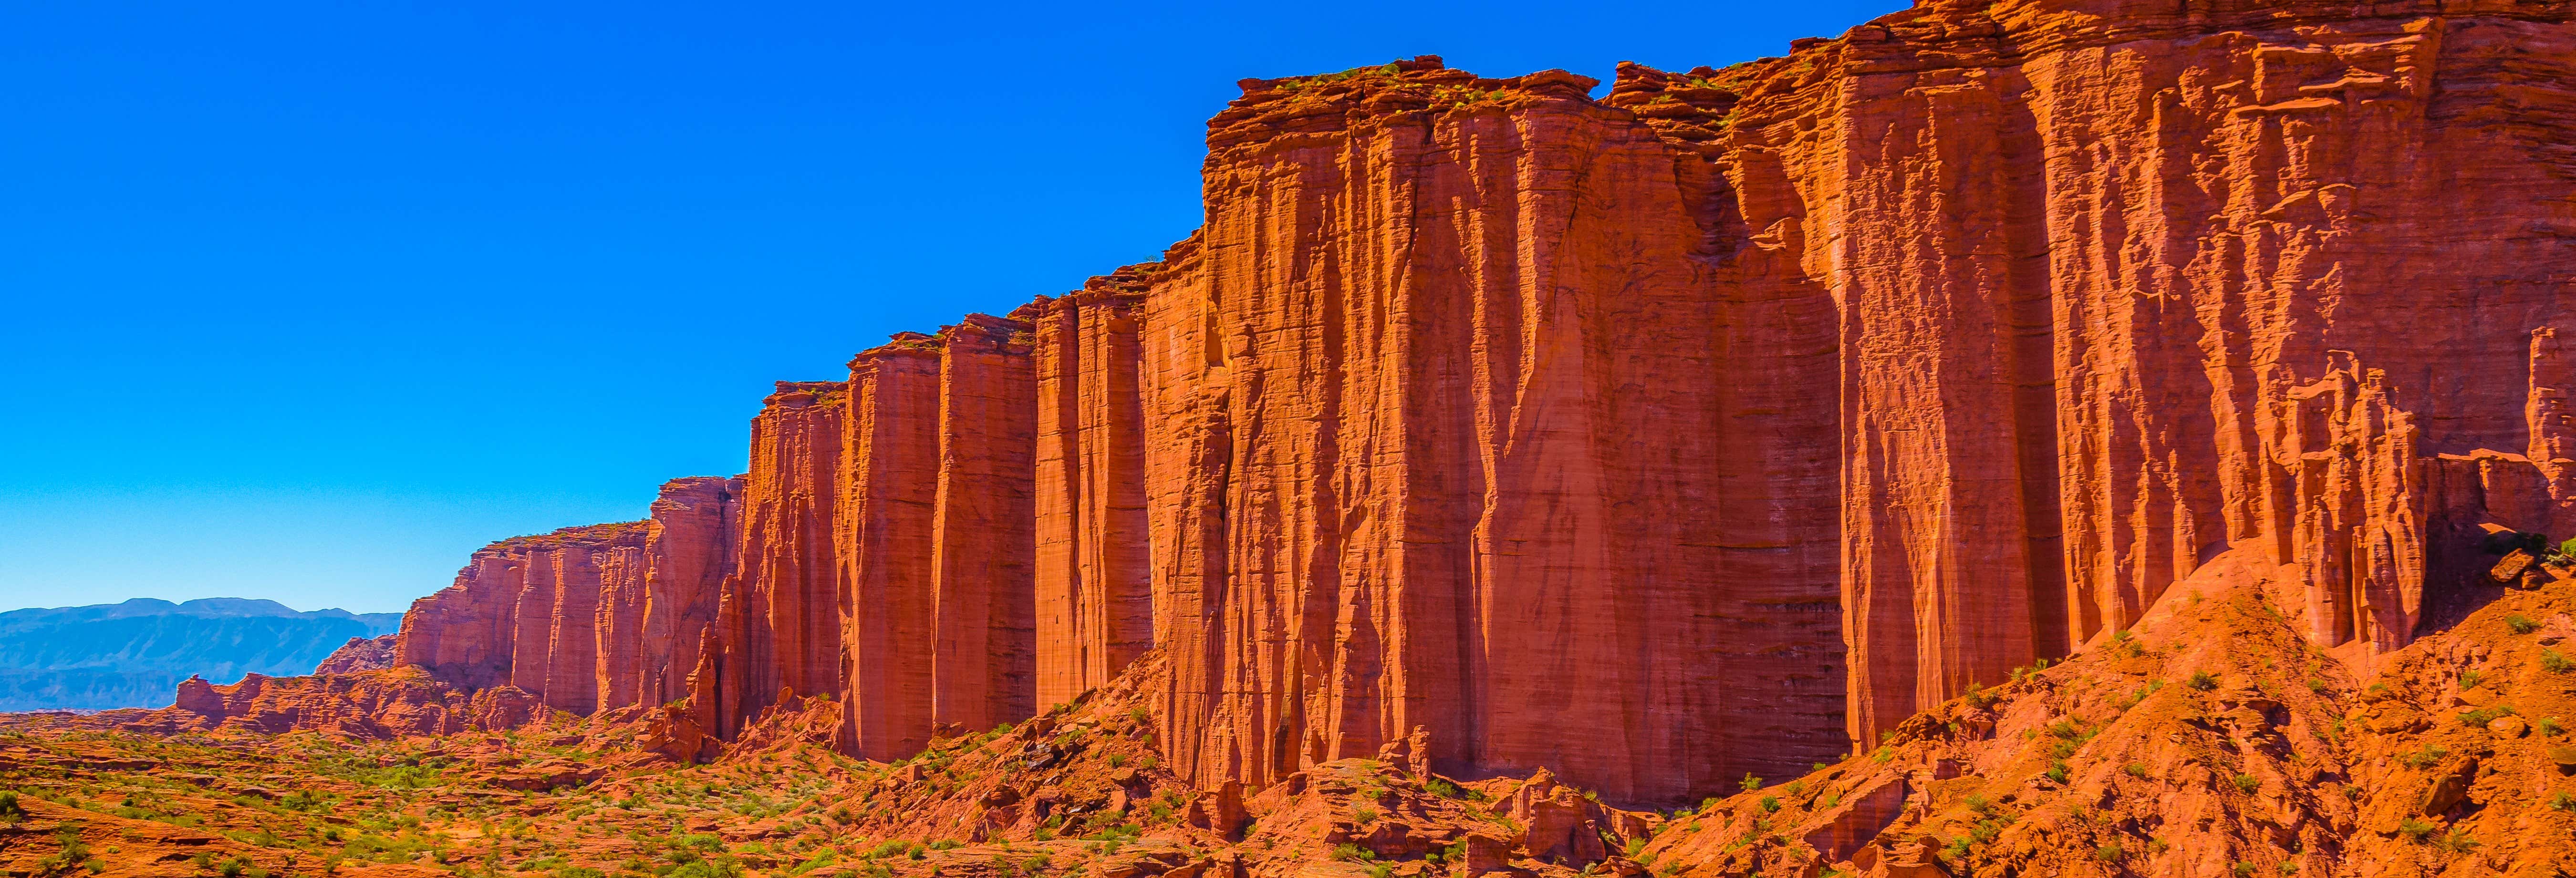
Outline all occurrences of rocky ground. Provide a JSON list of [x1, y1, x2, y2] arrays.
[[4, 552, 2573, 878]]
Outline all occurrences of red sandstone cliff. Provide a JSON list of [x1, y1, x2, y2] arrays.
[[350, 0, 2576, 810], [704, 382, 844, 736], [1031, 278, 1155, 708], [397, 478, 739, 717], [313, 634, 397, 675]]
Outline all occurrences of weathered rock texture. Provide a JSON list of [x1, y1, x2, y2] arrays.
[[314, 635, 397, 675], [704, 382, 845, 737], [372, 0, 2576, 808], [635, 476, 740, 708], [1140, 60, 1849, 804], [394, 522, 644, 713], [1029, 279, 1153, 708], [134, 666, 542, 738], [396, 479, 739, 717], [1644, 0, 2576, 750]]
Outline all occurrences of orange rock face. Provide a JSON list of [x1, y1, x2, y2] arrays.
[[354, 0, 2576, 810], [1140, 58, 1848, 804], [923, 317, 1039, 733], [314, 634, 397, 675], [136, 667, 541, 738], [1029, 278, 1153, 708], [705, 382, 845, 736], [395, 479, 739, 717], [635, 476, 740, 708], [394, 521, 645, 713]]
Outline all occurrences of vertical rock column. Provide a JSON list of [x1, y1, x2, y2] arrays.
[[542, 541, 607, 714], [709, 382, 847, 736], [1144, 62, 1847, 803], [930, 315, 1039, 732], [595, 546, 648, 711], [1031, 279, 1153, 708], [640, 476, 740, 708], [508, 547, 561, 705], [395, 551, 525, 692], [1827, 54, 2067, 748], [838, 338, 944, 759]]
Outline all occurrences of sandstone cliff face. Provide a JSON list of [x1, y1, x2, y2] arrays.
[[313, 634, 396, 675], [923, 317, 1039, 733], [637, 476, 739, 708], [1634, 0, 2576, 747], [396, 479, 739, 718], [364, 0, 2576, 809], [705, 382, 845, 736], [1132, 57, 1858, 804], [1030, 279, 1154, 708], [395, 521, 645, 713], [837, 318, 1043, 758]]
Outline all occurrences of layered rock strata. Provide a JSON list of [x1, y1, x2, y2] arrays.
[[376, 0, 2576, 807]]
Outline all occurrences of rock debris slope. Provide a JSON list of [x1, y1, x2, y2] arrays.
[[357, 0, 2576, 812]]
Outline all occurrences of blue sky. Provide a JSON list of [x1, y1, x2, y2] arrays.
[[0, 0, 1901, 614]]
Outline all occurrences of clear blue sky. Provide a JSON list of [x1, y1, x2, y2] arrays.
[[0, 0, 1901, 614]]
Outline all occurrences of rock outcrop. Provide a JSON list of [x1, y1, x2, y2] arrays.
[[132, 666, 542, 738], [313, 634, 397, 675], [357, 0, 2576, 809], [396, 478, 739, 717], [704, 382, 845, 737]]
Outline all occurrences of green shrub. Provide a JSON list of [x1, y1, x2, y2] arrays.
[[2187, 671, 2220, 691], [2095, 841, 2123, 861], [2397, 817, 2436, 841], [2545, 650, 2573, 674], [2463, 704, 2518, 727], [1739, 773, 1763, 793], [2233, 774, 2260, 794], [2508, 614, 2542, 635]]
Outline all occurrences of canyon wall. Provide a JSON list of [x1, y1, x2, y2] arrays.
[[1031, 279, 1155, 709], [394, 478, 740, 717], [377, 0, 2576, 806]]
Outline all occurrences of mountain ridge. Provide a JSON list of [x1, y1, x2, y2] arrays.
[[0, 598, 401, 711]]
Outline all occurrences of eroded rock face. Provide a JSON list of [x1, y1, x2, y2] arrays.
[[364, 0, 2576, 808], [139, 666, 541, 738], [1675, 0, 2576, 747], [313, 634, 396, 675], [706, 382, 846, 737], [637, 476, 740, 709], [1143, 59, 1847, 804], [1029, 277, 1154, 710], [395, 479, 740, 717], [394, 522, 646, 713]]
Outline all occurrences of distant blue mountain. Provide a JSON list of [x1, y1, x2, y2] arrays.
[[0, 598, 402, 711]]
